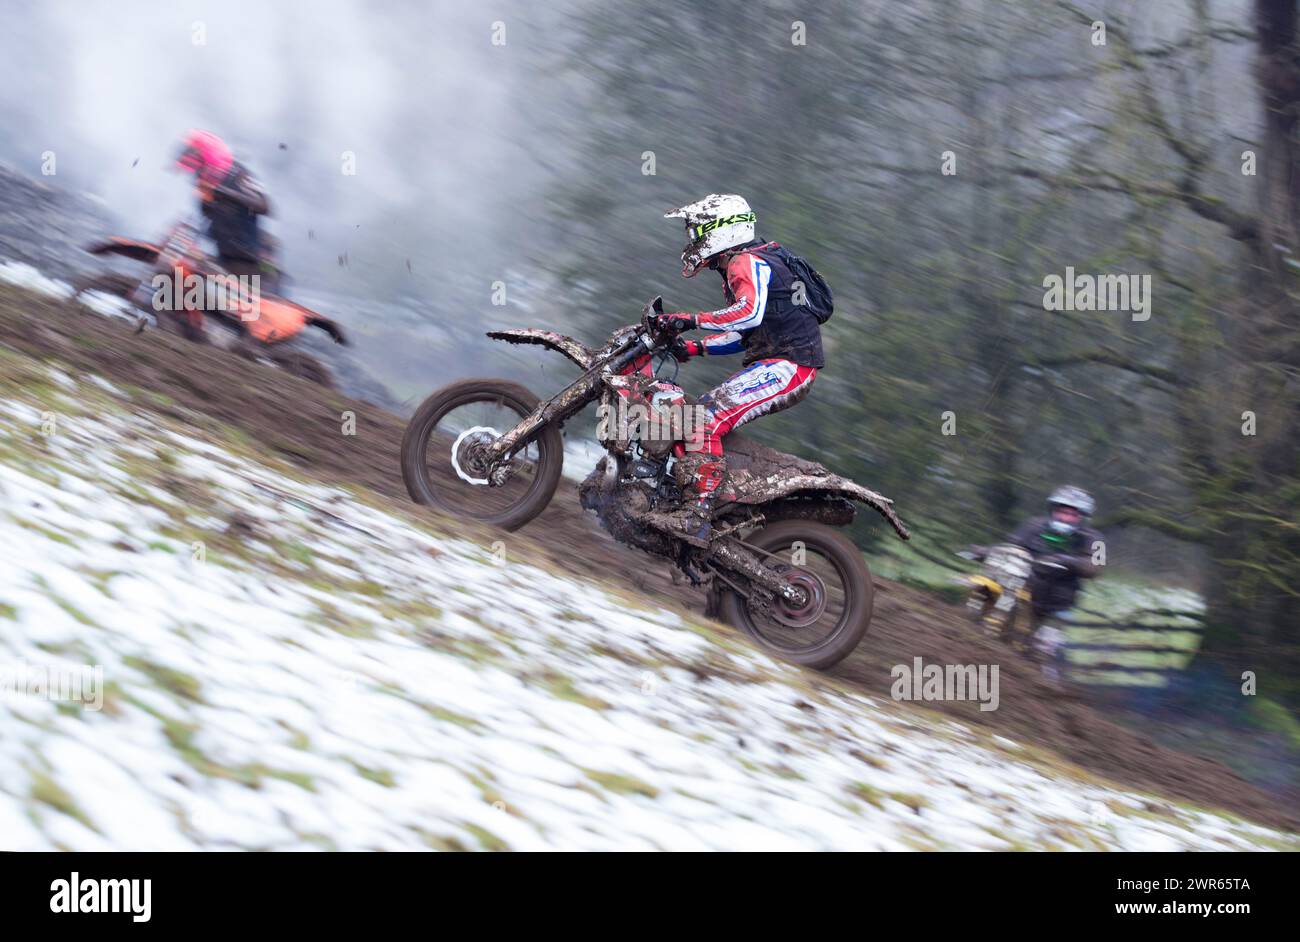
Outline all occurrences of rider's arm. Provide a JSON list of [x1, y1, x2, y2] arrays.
[[693, 252, 771, 333], [214, 171, 270, 215], [1066, 555, 1101, 578], [1058, 527, 1104, 578], [1007, 518, 1041, 552], [699, 331, 743, 355]]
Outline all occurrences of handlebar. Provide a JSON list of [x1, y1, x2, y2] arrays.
[[639, 294, 697, 353], [640, 295, 666, 344]]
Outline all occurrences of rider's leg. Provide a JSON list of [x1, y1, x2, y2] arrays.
[[648, 359, 816, 543], [213, 257, 275, 357], [689, 358, 817, 496], [1031, 609, 1072, 683]]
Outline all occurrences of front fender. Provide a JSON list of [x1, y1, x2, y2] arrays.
[[967, 575, 1003, 597], [486, 329, 597, 370]]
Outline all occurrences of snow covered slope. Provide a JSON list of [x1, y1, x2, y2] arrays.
[[0, 359, 1294, 850]]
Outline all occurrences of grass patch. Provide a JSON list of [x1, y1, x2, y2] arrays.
[[123, 656, 204, 703], [424, 704, 484, 731], [538, 671, 611, 711], [462, 822, 509, 852], [30, 769, 97, 832], [888, 791, 929, 815], [582, 769, 659, 798], [12, 516, 78, 547], [1248, 697, 1300, 750], [849, 782, 886, 809], [353, 764, 397, 788], [307, 600, 376, 639]]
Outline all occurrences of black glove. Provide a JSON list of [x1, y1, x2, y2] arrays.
[[669, 337, 702, 362], [653, 312, 697, 335], [1033, 554, 1073, 575]]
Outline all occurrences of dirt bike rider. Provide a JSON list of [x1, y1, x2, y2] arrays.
[[973, 486, 1104, 679], [643, 195, 824, 545], [173, 129, 282, 295]]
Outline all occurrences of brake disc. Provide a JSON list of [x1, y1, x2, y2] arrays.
[[768, 568, 827, 629], [450, 426, 500, 485]]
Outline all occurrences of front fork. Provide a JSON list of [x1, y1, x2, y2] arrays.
[[481, 385, 594, 469], [483, 411, 548, 470], [482, 340, 650, 470]]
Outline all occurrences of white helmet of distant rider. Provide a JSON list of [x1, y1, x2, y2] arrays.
[[1047, 485, 1094, 535], [664, 194, 755, 278]]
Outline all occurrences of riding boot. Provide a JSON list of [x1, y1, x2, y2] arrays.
[[642, 453, 727, 546]]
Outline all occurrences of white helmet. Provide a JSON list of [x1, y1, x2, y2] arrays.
[[1047, 485, 1094, 534], [664, 194, 756, 277]]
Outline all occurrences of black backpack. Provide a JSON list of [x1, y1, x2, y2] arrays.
[[751, 242, 834, 324]]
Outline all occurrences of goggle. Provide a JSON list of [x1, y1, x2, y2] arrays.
[[687, 212, 755, 242], [175, 145, 205, 172]]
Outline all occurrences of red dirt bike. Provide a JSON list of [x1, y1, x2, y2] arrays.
[[400, 297, 910, 669], [70, 220, 347, 387]]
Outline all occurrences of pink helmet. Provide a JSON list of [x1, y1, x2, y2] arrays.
[[175, 129, 233, 184]]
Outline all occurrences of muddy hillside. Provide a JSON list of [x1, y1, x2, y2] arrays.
[[1, 277, 1295, 833]]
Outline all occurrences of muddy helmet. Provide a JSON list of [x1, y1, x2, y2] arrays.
[[1047, 485, 1094, 534], [665, 194, 755, 278]]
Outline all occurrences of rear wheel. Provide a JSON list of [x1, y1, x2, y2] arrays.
[[719, 519, 873, 670], [400, 379, 564, 531]]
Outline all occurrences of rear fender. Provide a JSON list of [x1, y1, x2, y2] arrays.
[[745, 474, 911, 540], [237, 295, 311, 345], [304, 311, 348, 345], [84, 238, 162, 263]]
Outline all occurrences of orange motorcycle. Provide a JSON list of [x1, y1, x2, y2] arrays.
[[71, 220, 346, 387]]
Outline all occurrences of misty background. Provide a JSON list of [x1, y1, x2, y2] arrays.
[[0, 0, 595, 400]]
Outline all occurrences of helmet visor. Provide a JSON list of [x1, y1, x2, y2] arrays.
[[175, 144, 203, 173]]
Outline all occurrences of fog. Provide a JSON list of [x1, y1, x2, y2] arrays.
[[0, 1, 583, 298]]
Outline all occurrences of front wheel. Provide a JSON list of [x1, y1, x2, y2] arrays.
[[400, 379, 564, 531], [718, 520, 873, 670], [71, 271, 139, 304]]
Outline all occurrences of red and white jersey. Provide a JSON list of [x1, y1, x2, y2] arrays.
[[689, 243, 825, 369]]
